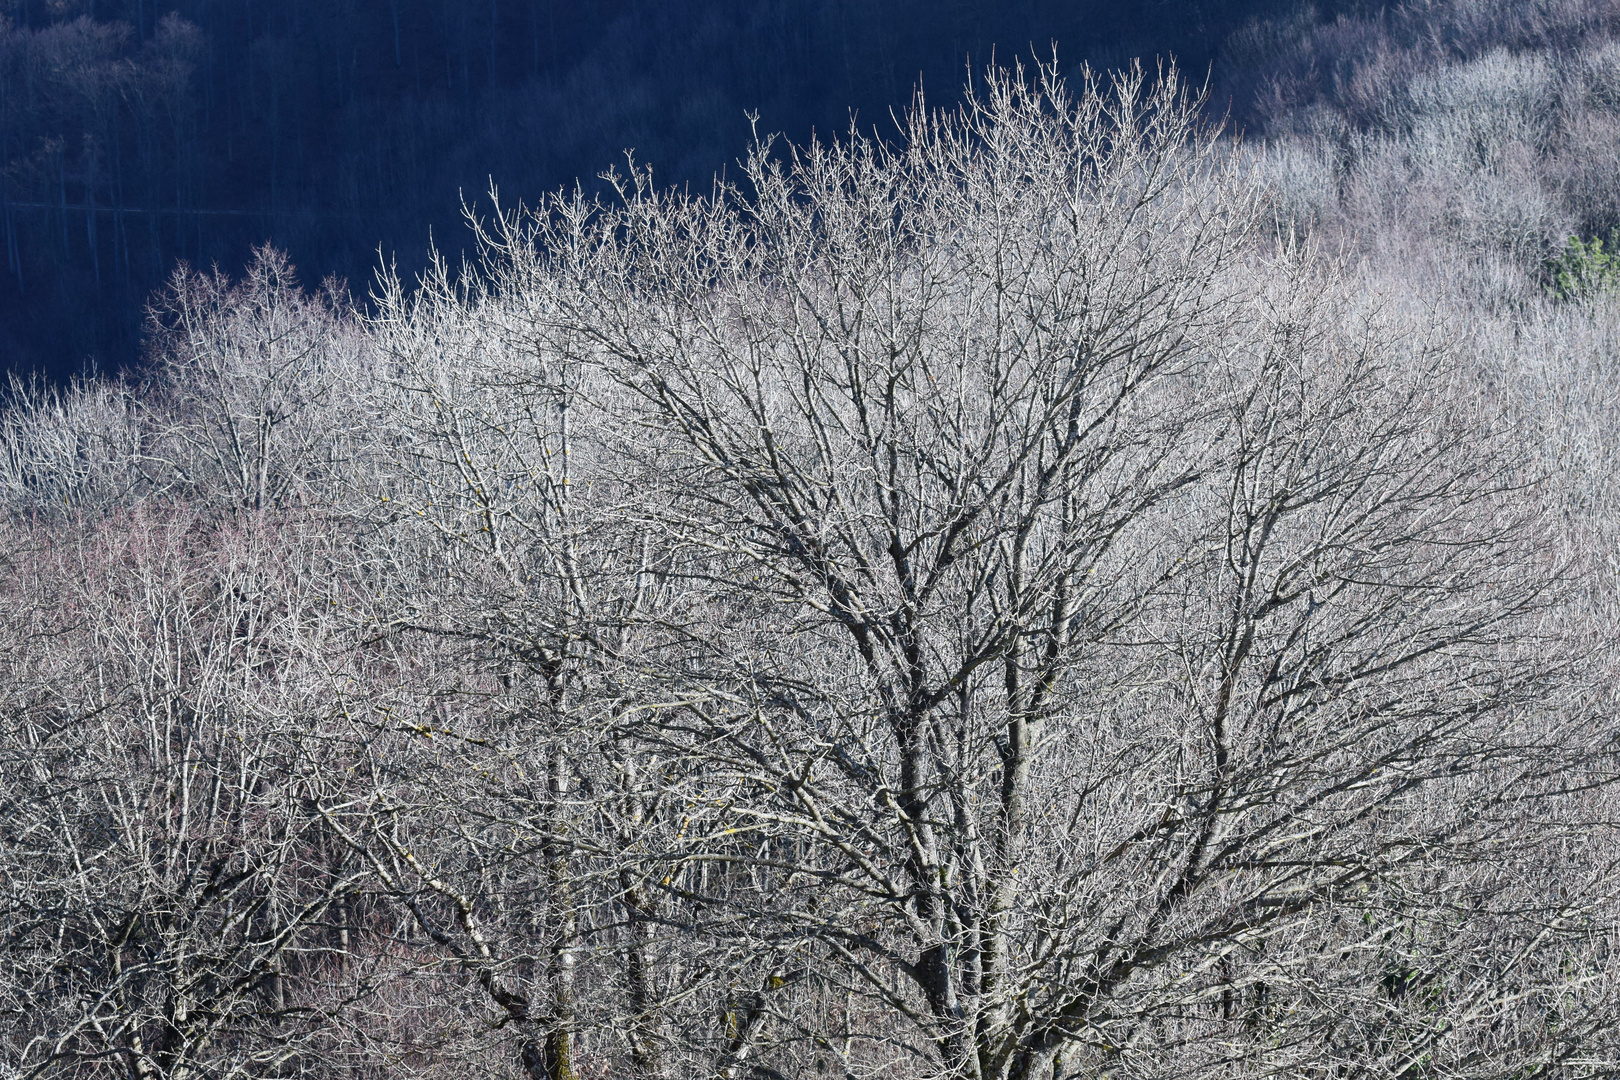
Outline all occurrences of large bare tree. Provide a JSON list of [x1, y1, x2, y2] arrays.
[[473, 61, 1620, 1079], [4, 58, 1620, 1080]]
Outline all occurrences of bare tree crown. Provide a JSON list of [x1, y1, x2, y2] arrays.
[[3, 61, 1618, 1080]]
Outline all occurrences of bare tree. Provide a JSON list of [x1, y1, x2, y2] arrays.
[[0, 504, 387, 1079], [479, 61, 1620, 1079], [4, 53, 1620, 1080], [144, 248, 377, 512], [0, 374, 149, 512]]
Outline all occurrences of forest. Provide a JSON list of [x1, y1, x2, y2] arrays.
[[1, 0, 1378, 378], [7, 0, 1620, 1078]]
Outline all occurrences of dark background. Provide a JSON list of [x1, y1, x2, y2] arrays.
[[0, 0, 1367, 380]]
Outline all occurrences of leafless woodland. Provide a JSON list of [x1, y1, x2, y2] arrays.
[[5, 57, 1620, 1080]]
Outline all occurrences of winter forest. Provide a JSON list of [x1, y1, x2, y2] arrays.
[[9, 0, 1620, 1078], [0, 0, 1333, 376]]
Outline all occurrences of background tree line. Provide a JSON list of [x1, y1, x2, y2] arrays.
[[0, 0, 1376, 380], [12, 0, 1620, 380]]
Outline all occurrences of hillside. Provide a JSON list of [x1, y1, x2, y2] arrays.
[[5, 3, 1620, 1078], [3, 0, 1356, 378]]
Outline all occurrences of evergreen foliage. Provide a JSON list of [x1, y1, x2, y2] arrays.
[[1546, 231, 1620, 299]]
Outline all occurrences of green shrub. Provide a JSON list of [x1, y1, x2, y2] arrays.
[[1546, 231, 1620, 299]]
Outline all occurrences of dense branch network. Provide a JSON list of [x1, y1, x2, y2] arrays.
[[2, 59, 1619, 1080]]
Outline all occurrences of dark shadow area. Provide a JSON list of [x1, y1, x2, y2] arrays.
[[0, 0, 1371, 381]]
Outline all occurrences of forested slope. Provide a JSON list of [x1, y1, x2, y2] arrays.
[[6, 2, 1620, 1079], [1, 0, 1355, 378]]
